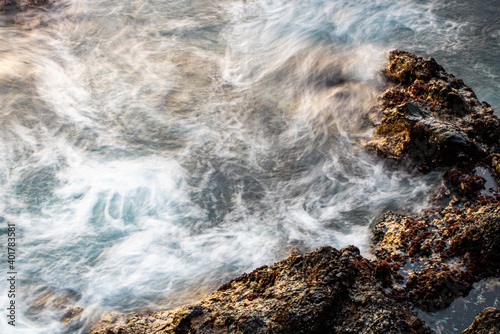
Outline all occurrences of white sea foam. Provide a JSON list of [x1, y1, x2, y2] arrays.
[[0, 0, 498, 333]]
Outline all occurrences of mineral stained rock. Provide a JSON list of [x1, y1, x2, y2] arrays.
[[462, 307, 500, 334], [367, 51, 500, 326], [372, 197, 500, 312], [89, 246, 430, 334], [368, 50, 500, 170], [366, 50, 500, 203]]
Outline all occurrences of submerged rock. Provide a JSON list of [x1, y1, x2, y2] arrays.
[[24, 285, 84, 332], [462, 307, 500, 334], [89, 246, 431, 334]]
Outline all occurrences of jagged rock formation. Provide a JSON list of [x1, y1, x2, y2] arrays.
[[462, 307, 500, 334], [368, 50, 500, 317], [365, 51, 500, 203], [89, 246, 431, 334], [368, 50, 500, 171], [366, 50, 500, 329], [371, 197, 500, 311]]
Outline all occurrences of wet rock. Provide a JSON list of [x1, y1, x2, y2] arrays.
[[367, 51, 500, 170], [61, 306, 84, 323], [367, 50, 500, 326], [491, 154, 500, 175], [89, 246, 431, 334], [371, 198, 500, 312], [443, 169, 486, 199], [462, 307, 500, 334], [25, 285, 84, 331]]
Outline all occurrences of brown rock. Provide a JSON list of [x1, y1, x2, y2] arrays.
[[443, 169, 486, 199], [371, 198, 500, 311], [88, 246, 431, 334], [462, 307, 500, 334], [491, 154, 500, 175], [367, 51, 500, 170]]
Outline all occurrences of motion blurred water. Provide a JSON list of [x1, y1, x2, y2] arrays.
[[0, 0, 498, 332]]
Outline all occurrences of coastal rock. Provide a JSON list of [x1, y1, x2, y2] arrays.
[[371, 197, 500, 311], [462, 307, 500, 334], [89, 246, 431, 334], [442, 168, 487, 199], [25, 286, 84, 332], [491, 154, 500, 175], [368, 50, 500, 169]]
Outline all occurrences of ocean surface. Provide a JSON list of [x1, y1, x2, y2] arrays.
[[0, 0, 499, 332]]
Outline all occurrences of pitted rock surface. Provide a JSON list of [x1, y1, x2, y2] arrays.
[[368, 50, 499, 170], [89, 246, 430, 334]]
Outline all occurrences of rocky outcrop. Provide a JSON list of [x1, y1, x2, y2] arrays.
[[371, 197, 500, 311], [368, 50, 500, 173], [366, 50, 500, 204], [364, 50, 500, 312], [462, 307, 500, 334], [89, 246, 431, 334], [0, 0, 53, 13], [366, 52, 500, 324]]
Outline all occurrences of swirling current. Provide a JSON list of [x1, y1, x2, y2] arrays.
[[0, 0, 499, 333]]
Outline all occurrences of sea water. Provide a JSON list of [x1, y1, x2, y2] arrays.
[[0, 0, 499, 332]]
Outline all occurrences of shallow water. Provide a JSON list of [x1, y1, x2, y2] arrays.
[[418, 278, 500, 334], [0, 0, 499, 332]]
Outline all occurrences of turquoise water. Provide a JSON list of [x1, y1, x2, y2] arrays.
[[0, 0, 498, 332]]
